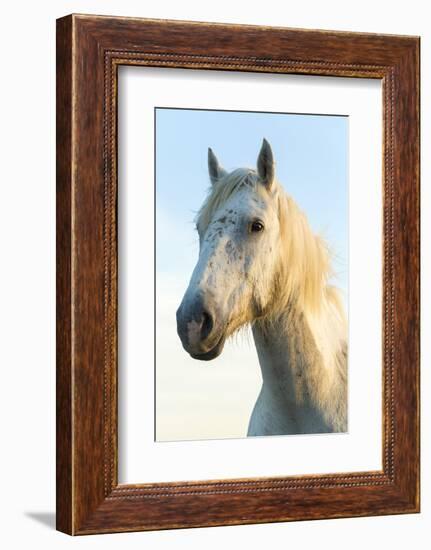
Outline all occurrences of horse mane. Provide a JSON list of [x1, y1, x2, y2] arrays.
[[275, 191, 342, 315]]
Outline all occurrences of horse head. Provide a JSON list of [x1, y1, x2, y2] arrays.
[[176, 139, 282, 360]]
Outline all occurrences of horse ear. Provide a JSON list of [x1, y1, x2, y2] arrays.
[[257, 138, 275, 189], [208, 147, 227, 185]]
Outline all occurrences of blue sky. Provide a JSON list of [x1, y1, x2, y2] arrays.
[[155, 107, 348, 296]]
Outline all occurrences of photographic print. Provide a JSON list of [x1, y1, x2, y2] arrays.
[[155, 108, 348, 442], [57, 16, 420, 533]]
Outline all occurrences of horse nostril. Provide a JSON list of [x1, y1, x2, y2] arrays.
[[201, 310, 214, 341]]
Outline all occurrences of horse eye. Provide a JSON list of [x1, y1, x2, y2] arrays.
[[250, 220, 264, 233]]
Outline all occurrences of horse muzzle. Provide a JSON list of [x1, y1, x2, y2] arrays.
[[176, 294, 226, 361]]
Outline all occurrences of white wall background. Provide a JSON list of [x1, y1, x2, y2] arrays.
[[0, 0, 427, 548]]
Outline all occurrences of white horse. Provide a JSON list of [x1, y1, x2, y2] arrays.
[[176, 139, 347, 436]]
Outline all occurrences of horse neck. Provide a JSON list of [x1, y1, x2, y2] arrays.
[[251, 297, 347, 434]]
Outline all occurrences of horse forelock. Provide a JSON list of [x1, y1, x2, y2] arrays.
[[196, 168, 261, 233]]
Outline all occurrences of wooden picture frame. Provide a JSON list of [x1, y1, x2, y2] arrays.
[[56, 14, 420, 535]]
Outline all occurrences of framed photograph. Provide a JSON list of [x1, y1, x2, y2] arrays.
[[56, 14, 420, 535]]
